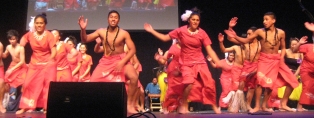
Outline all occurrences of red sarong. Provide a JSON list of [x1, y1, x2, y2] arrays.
[[299, 44, 314, 105], [231, 65, 243, 91], [56, 43, 73, 82], [182, 63, 216, 105], [240, 60, 258, 90], [90, 53, 128, 82], [257, 53, 299, 89], [78, 54, 92, 82], [4, 62, 27, 88], [217, 59, 233, 108], [19, 62, 57, 109]]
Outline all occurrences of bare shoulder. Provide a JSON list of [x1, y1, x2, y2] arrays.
[[18, 45, 25, 50], [119, 28, 129, 35], [277, 28, 285, 35]]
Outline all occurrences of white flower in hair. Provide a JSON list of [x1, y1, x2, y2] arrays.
[[76, 43, 81, 51], [28, 16, 35, 32], [181, 10, 193, 21], [225, 52, 228, 59], [64, 37, 70, 43]]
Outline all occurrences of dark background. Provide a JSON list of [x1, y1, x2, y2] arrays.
[[1, 0, 314, 104]]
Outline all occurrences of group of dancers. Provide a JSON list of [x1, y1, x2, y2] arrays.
[[0, 6, 313, 116]]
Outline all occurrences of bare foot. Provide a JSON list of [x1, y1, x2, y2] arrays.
[[262, 107, 274, 112], [0, 107, 6, 113], [26, 109, 34, 113], [249, 107, 260, 113], [177, 105, 187, 114], [16, 109, 26, 114], [212, 106, 222, 114], [281, 105, 297, 112], [127, 106, 138, 115], [161, 108, 169, 114], [246, 104, 253, 111], [297, 108, 308, 112]]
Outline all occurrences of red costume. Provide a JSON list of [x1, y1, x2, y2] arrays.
[[68, 52, 82, 82], [55, 43, 73, 82], [78, 54, 92, 82], [90, 53, 128, 82], [169, 25, 216, 105], [299, 44, 314, 105], [162, 44, 184, 109], [240, 60, 258, 90], [4, 62, 27, 88], [19, 31, 57, 109], [216, 59, 233, 108], [231, 65, 242, 91]]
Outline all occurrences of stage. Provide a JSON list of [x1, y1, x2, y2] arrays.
[[2, 110, 313, 118]]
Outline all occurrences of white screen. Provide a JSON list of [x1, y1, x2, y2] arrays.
[[26, 0, 179, 30]]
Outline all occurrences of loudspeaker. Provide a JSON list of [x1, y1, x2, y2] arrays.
[[47, 82, 127, 118]]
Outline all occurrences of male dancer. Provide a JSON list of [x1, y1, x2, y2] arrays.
[[78, 10, 139, 114], [224, 12, 299, 113]]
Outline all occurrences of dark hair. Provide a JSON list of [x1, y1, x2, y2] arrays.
[[248, 26, 257, 32], [66, 36, 78, 46], [80, 43, 88, 49], [189, 7, 201, 20], [35, 12, 48, 24], [264, 12, 276, 19], [290, 37, 299, 43], [7, 30, 19, 41], [51, 29, 62, 36], [108, 10, 120, 19]]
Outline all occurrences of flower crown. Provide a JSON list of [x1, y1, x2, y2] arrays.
[[181, 10, 193, 21]]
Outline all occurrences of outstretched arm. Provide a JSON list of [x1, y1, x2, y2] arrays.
[[144, 23, 172, 42], [224, 27, 261, 44], [205, 45, 220, 66]]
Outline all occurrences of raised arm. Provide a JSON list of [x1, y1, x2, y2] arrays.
[[218, 33, 235, 53], [144, 23, 172, 42], [78, 16, 100, 43], [292, 36, 308, 53]]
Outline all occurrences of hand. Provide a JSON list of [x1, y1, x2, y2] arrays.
[[158, 48, 163, 55], [115, 61, 125, 72], [96, 37, 102, 44], [5, 69, 13, 77], [218, 33, 224, 42], [144, 23, 154, 33], [304, 22, 314, 32], [299, 36, 308, 44], [229, 17, 238, 28], [78, 15, 88, 29], [154, 53, 161, 60], [224, 29, 237, 38], [79, 76, 84, 80]]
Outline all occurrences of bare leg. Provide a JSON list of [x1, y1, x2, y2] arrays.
[[139, 88, 145, 112], [178, 84, 192, 114], [261, 88, 274, 112], [296, 102, 307, 111], [280, 85, 296, 112], [249, 85, 262, 113], [124, 65, 139, 115], [0, 80, 6, 113], [246, 89, 255, 111]]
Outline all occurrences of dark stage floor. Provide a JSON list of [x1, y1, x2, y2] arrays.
[[1, 110, 314, 118]]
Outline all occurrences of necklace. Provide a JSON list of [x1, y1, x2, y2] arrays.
[[265, 28, 279, 47], [33, 31, 46, 41], [104, 26, 120, 56], [188, 27, 199, 35], [226, 59, 233, 66]]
